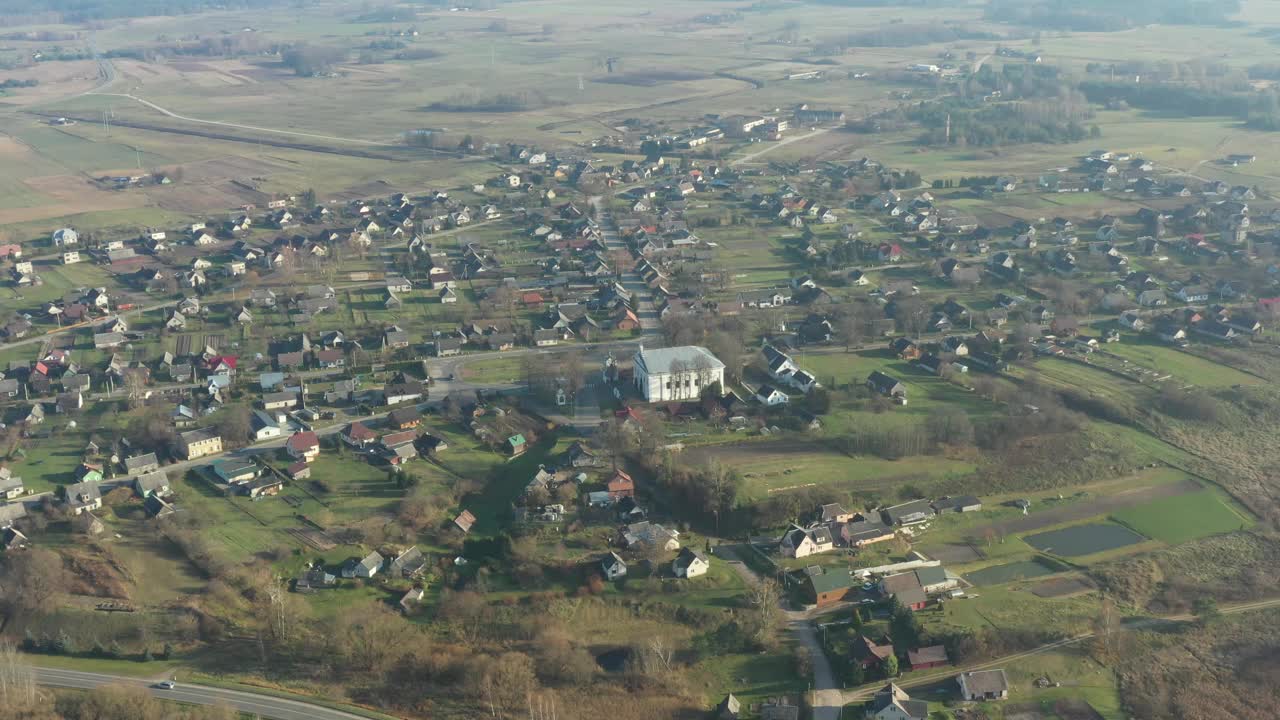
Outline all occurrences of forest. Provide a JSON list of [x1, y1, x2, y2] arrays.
[[984, 0, 1243, 31]]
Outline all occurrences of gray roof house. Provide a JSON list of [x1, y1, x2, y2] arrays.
[[134, 470, 171, 498], [344, 551, 384, 579], [957, 669, 1009, 701], [869, 683, 927, 720], [601, 551, 628, 580], [124, 452, 160, 476]]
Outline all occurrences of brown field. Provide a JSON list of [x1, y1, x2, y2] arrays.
[[0, 60, 100, 106], [595, 70, 710, 86], [0, 175, 146, 225]]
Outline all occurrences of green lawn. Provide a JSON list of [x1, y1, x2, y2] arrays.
[[1111, 490, 1252, 545], [685, 439, 975, 502], [1103, 339, 1263, 388], [458, 355, 528, 385]]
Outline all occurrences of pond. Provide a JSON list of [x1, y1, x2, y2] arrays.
[[1024, 523, 1146, 557], [964, 557, 1063, 586]]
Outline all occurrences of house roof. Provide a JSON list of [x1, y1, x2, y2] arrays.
[[674, 547, 707, 570], [932, 495, 980, 511], [959, 669, 1009, 695], [907, 645, 948, 666], [344, 422, 377, 440], [806, 570, 857, 595], [914, 565, 949, 588], [124, 452, 158, 472], [286, 431, 319, 452], [634, 345, 724, 375], [135, 470, 169, 494], [454, 510, 476, 532]]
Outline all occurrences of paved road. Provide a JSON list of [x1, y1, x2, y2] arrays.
[[35, 667, 374, 720], [590, 197, 663, 337]]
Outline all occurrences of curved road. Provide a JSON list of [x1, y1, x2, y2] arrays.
[[35, 667, 378, 720]]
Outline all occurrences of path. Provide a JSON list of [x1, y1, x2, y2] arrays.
[[717, 545, 842, 720], [88, 92, 396, 148], [730, 126, 839, 167], [34, 667, 375, 720]]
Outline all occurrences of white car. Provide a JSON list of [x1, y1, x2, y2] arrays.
[[158, 681, 177, 690]]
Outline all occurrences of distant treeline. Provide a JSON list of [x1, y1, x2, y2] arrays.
[[984, 0, 1242, 31], [817, 23, 1001, 51], [912, 99, 1092, 146], [0, 0, 291, 24], [1080, 80, 1280, 129], [425, 91, 550, 113]]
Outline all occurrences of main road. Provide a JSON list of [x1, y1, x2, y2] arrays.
[[35, 667, 378, 720]]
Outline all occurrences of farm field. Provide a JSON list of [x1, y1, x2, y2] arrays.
[[684, 438, 975, 502], [1112, 490, 1252, 545]]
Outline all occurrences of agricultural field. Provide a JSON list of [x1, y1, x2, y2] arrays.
[[684, 438, 975, 502], [1111, 490, 1252, 545]]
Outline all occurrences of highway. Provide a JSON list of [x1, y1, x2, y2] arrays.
[[35, 667, 378, 720]]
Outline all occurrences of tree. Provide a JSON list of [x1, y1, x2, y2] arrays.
[[71, 684, 166, 720], [1, 549, 69, 616], [212, 406, 253, 449], [744, 580, 783, 649], [881, 653, 899, 678], [0, 643, 38, 713], [1191, 597, 1220, 625], [336, 602, 415, 673], [475, 652, 538, 715], [299, 188, 317, 209], [848, 661, 865, 687], [281, 45, 345, 76], [890, 604, 923, 653], [1091, 595, 1121, 661]]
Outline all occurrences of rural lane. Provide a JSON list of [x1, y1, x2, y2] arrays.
[[34, 667, 375, 720], [716, 545, 843, 720]]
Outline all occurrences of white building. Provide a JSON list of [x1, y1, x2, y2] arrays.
[[633, 345, 725, 402], [52, 228, 78, 246]]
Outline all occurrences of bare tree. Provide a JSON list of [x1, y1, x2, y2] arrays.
[[1, 548, 69, 616], [0, 643, 37, 712]]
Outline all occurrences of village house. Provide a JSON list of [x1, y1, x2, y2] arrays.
[[672, 548, 710, 578], [601, 552, 628, 580], [957, 670, 1009, 701], [63, 481, 102, 515], [868, 683, 928, 720], [779, 524, 834, 558], [344, 551, 384, 579], [286, 431, 320, 463], [178, 427, 223, 460]]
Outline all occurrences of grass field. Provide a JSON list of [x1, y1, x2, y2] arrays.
[[684, 438, 975, 502], [1112, 490, 1252, 545], [458, 355, 528, 384], [1103, 340, 1264, 388]]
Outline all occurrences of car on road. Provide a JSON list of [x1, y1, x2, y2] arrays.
[[157, 681, 177, 689]]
